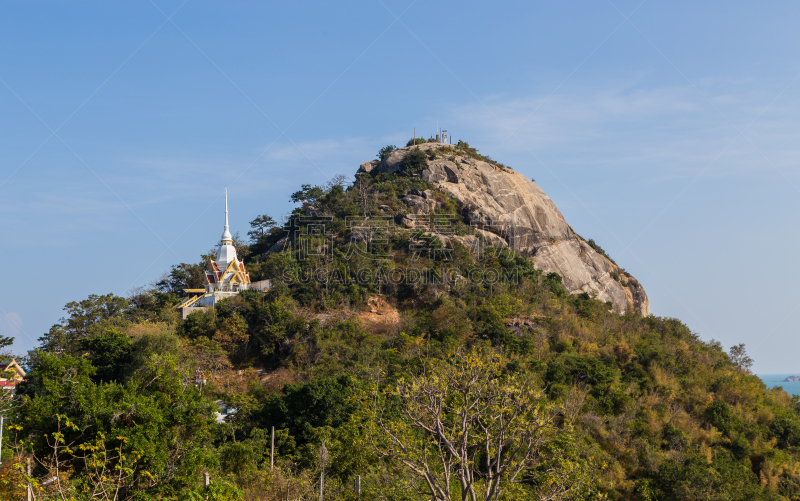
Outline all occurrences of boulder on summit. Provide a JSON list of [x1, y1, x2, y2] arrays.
[[360, 142, 649, 315]]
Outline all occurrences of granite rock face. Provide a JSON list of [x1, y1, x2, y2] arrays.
[[357, 160, 380, 174], [365, 143, 649, 315]]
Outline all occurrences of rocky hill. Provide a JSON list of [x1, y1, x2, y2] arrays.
[[19, 140, 800, 501], [359, 142, 649, 315]]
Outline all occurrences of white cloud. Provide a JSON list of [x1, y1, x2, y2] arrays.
[[446, 78, 800, 181], [451, 83, 698, 143]]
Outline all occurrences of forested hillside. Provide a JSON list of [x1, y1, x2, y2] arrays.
[[4, 141, 800, 500]]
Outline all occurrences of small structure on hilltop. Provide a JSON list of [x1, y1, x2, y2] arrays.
[[0, 359, 26, 392], [177, 189, 270, 318]]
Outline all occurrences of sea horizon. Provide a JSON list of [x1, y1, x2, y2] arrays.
[[757, 374, 800, 397]]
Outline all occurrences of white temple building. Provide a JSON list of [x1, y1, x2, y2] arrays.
[[177, 189, 269, 318]]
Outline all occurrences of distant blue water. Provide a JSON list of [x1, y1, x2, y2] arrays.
[[757, 374, 800, 397]]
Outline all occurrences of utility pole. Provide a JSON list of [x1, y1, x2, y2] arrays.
[[270, 426, 275, 471], [27, 457, 32, 501], [319, 442, 328, 501], [0, 415, 4, 466]]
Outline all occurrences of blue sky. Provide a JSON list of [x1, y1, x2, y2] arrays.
[[1, 0, 799, 372]]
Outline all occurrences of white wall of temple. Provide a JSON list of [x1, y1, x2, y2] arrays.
[[194, 291, 243, 307]]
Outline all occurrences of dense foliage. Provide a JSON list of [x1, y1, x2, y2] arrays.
[[6, 142, 800, 500]]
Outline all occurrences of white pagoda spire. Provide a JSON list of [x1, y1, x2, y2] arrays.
[[174, 186, 252, 304], [221, 187, 233, 243], [216, 187, 237, 269]]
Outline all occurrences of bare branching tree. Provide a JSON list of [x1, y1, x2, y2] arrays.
[[364, 348, 591, 501], [729, 343, 754, 374], [353, 176, 372, 217], [325, 173, 351, 191]]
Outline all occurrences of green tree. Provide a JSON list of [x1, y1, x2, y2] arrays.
[[247, 214, 277, 244], [261, 375, 362, 445], [188, 337, 231, 378], [256, 252, 297, 282], [649, 452, 775, 501], [704, 399, 739, 436], [213, 314, 250, 350], [158, 262, 207, 293], [290, 184, 325, 206], [729, 343, 754, 374], [15, 351, 217, 499], [181, 308, 218, 339], [77, 329, 134, 383], [39, 294, 129, 353], [0, 333, 13, 358]]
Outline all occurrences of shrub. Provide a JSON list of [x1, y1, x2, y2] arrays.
[[377, 145, 397, 160], [586, 238, 617, 265], [649, 452, 768, 501], [704, 399, 738, 436], [219, 442, 258, 478], [398, 149, 429, 175], [181, 308, 217, 339], [213, 314, 250, 350], [613, 342, 635, 364], [260, 375, 362, 445], [178, 481, 244, 501], [599, 388, 631, 415], [406, 138, 426, 146], [771, 414, 800, 448], [544, 354, 616, 396], [661, 422, 689, 450]]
